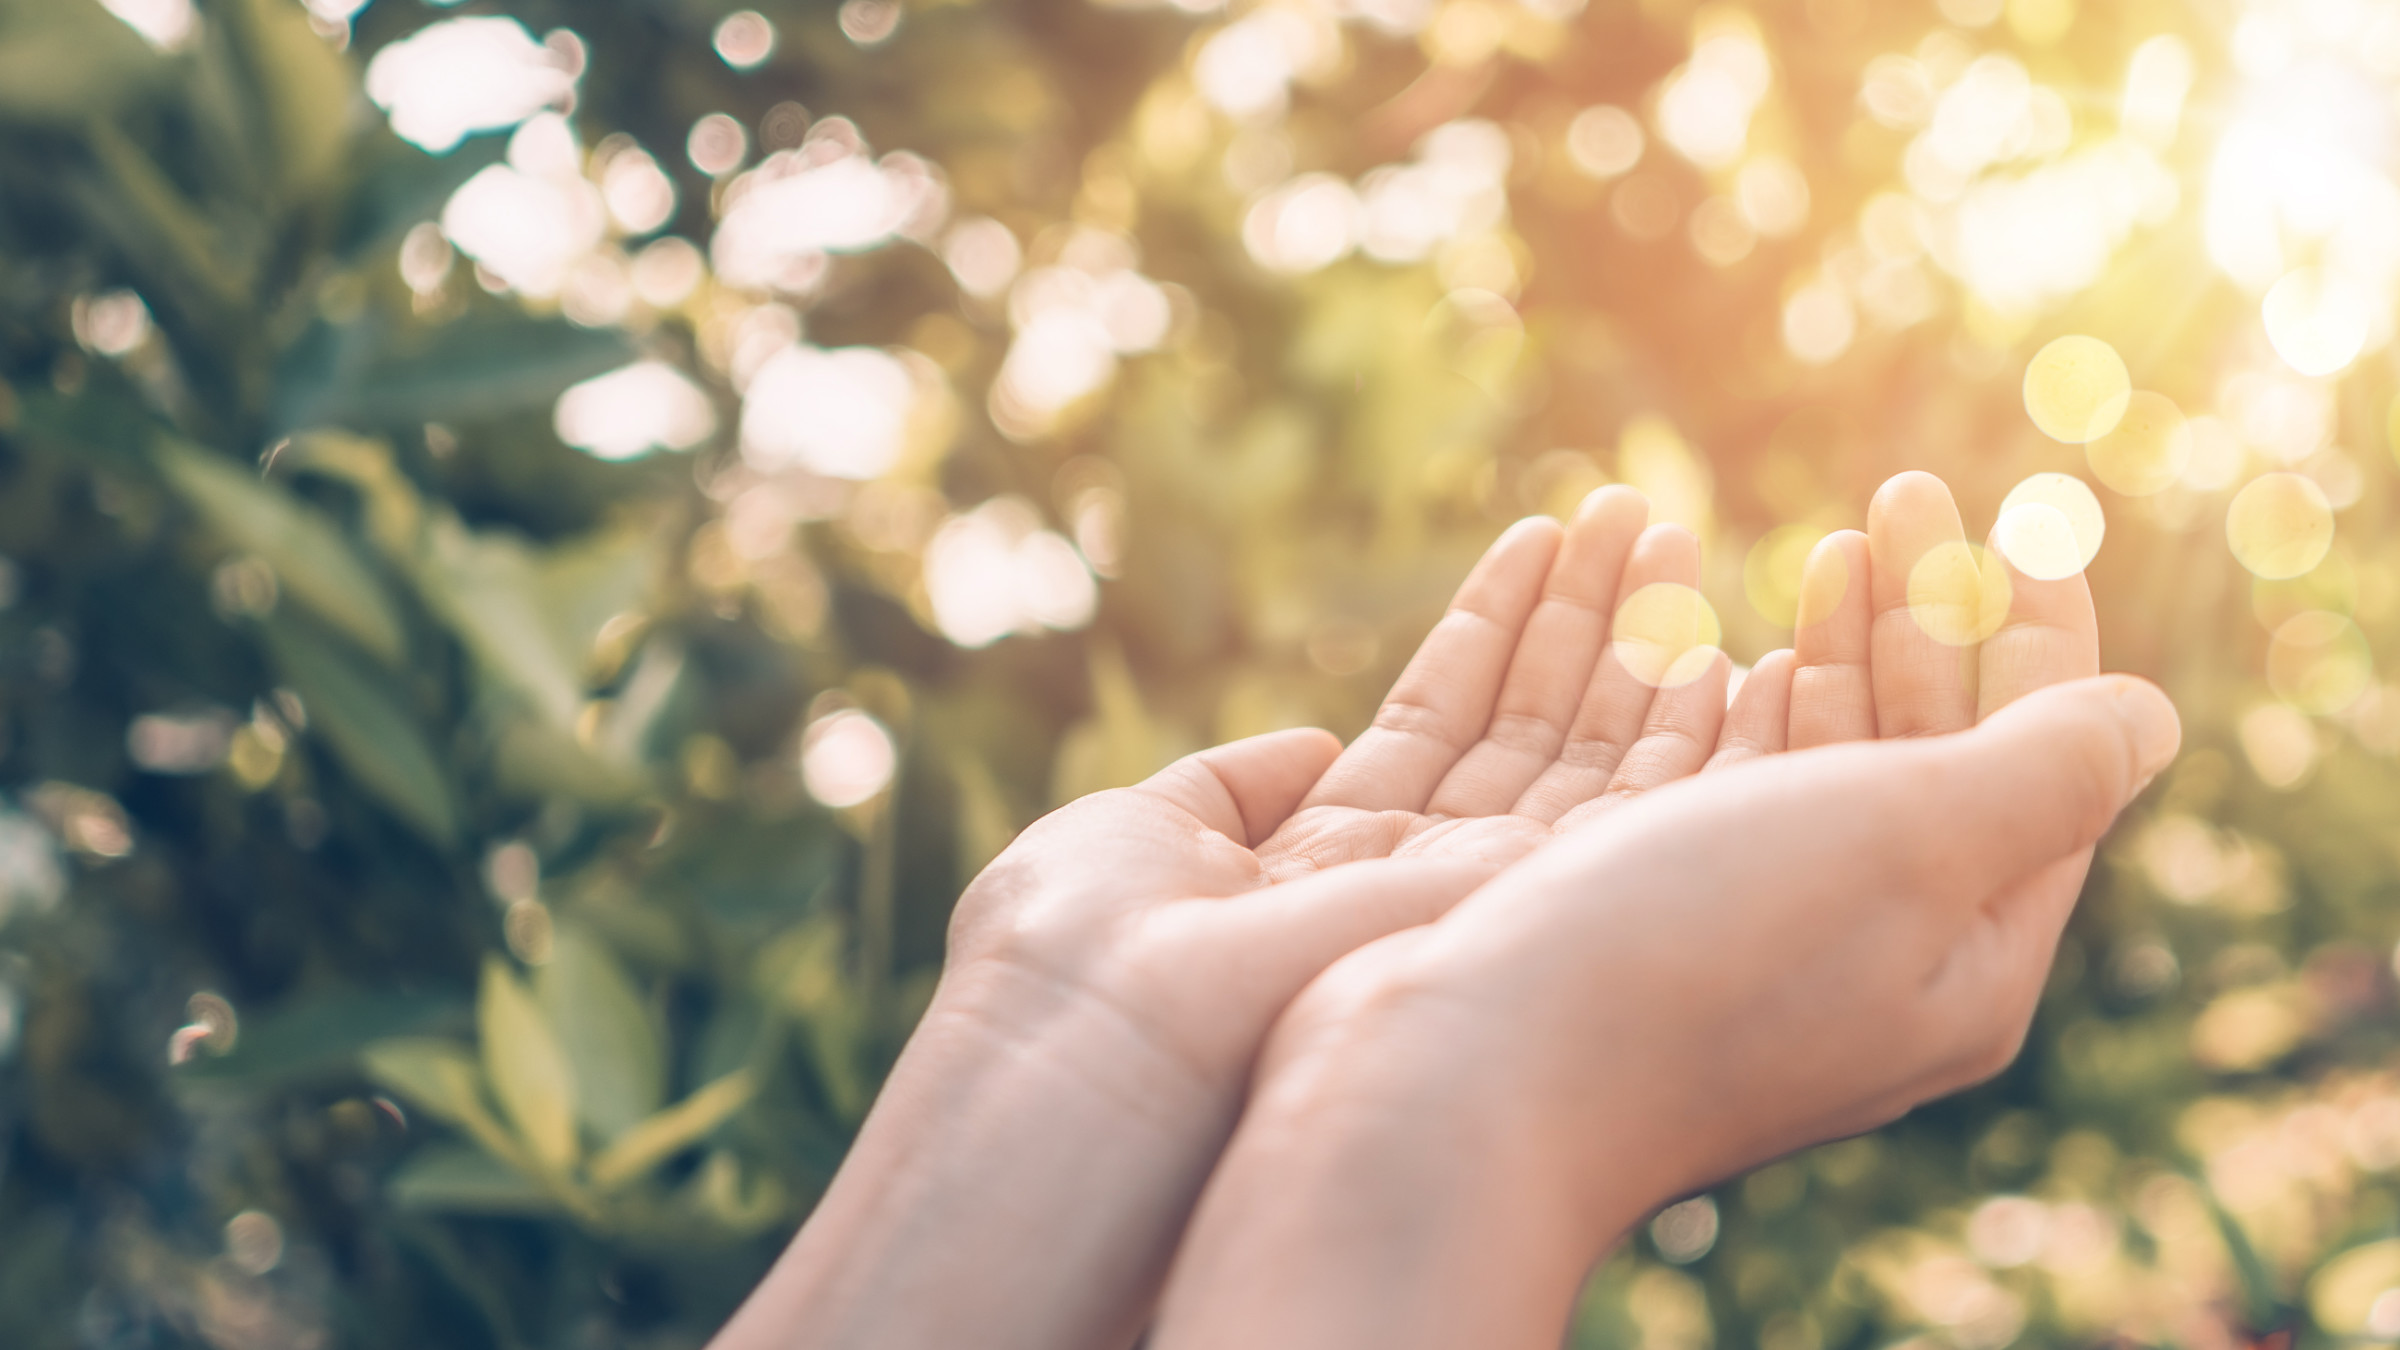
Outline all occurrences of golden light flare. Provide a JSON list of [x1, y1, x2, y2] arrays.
[[1611, 582, 1722, 688], [2084, 390, 2192, 496], [2266, 610, 2373, 715], [2022, 335, 2131, 443], [2226, 471, 2335, 580], [1742, 523, 1825, 628], [1993, 473, 2103, 580], [2262, 266, 2375, 377], [1906, 541, 2013, 646]]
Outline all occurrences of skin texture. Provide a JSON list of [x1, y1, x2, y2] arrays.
[[710, 484, 1794, 1350], [1148, 474, 2168, 1350], [712, 472, 2158, 1350], [1149, 678, 2178, 1350]]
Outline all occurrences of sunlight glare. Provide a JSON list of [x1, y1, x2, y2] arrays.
[[2086, 391, 2191, 496], [554, 362, 718, 461], [2120, 36, 2194, 147], [2267, 610, 2372, 714], [2262, 266, 2374, 375], [366, 17, 575, 154], [1996, 473, 2104, 577], [2227, 471, 2335, 579], [99, 0, 196, 51], [1611, 583, 1722, 688], [740, 345, 915, 479], [801, 709, 896, 808], [1656, 24, 1772, 170], [923, 497, 1099, 647], [2022, 335, 2129, 443], [1907, 541, 2012, 646]]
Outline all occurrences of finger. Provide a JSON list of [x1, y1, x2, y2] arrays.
[[1509, 522, 1700, 824], [1553, 648, 1730, 832], [1304, 518, 1562, 814], [1425, 487, 1650, 818], [1975, 525, 2100, 723], [1200, 856, 1501, 1018], [1140, 728, 1345, 848], [1707, 647, 1794, 771], [1487, 674, 2179, 945], [1867, 472, 1978, 739], [1890, 674, 2178, 899], [1787, 530, 1875, 749]]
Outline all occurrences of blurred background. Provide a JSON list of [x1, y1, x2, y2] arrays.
[[3, 0, 2398, 1345]]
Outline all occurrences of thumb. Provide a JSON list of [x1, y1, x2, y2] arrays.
[[1138, 728, 1345, 847], [1207, 856, 1503, 1015], [1922, 674, 2180, 885]]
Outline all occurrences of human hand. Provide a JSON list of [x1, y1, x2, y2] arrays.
[[718, 483, 1809, 1350], [1153, 675, 2180, 1350], [1255, 485, 1798, 876], [713, 725, 1500, 1350], [1151, 472, 2151, 1350]]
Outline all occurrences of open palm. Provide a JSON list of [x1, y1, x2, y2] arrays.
[[1254, 486, 1796, 878]]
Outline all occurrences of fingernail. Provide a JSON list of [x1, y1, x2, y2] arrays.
[[2111, 677, 2181, 790]]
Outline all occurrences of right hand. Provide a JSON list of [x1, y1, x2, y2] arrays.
[[1152, 471, 2170, 1350]]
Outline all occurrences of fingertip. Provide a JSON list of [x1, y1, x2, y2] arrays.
[[1869, 471, 1954, 526], [1745, 647, 1798, 686], [1795, 531, 1866, 631], [2104, 674, 2181, 787], [1973, 674, 2182, 826], [1276, 725, 1347, 765], [1626, 520, 1702, 578], [1504, 513, 1566, 547], [1868, 473, 1967, 570], [1574, 483, 1651, 530]]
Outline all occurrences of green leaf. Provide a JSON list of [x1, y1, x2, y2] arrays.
[[535, 925, 665, 1143], [587, 1071, 757, 1193], [361, 1037, 527, 1171], [274, 312, 635, 431], [179, 989, 459, 1085], [259, 616, 458, 848], [478, 957, 580, 1174], [387, 1145, 557, 1217], [214, 0, 354, 200], [332, 136, 505, 264], [0, 0, 168, 125], [158, 437, 406, 663], [412, 518, 644, 731], [72, 121, 251, 317]]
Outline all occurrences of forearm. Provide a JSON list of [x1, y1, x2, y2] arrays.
[[712, 959, 1237, 1350], [1149, 979, 1654, 1350]]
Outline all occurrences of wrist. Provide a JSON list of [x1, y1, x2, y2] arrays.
[[714, 960, 1236, 1350], [1154, 936, 1653, 1350]]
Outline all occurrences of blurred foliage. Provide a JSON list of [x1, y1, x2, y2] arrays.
[[7, 0, 2400, 1348]]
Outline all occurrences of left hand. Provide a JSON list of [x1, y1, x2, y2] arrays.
[[716, 484, 1785, 1350]]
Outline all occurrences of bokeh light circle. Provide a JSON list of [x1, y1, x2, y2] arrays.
[[2085, 390, 2191, 496], [2262, 266, 2372, 378], [2023, 335, 2131, 443], [1906, 541, 2013, 646], [2227, 472, 2334, 580], [1742, 523, 1824, 628], [1611, 582, 1722, 688], [2267, 610, 2373, 715], [800, 709, 897, 808], [1995, 473, 2104, 579]]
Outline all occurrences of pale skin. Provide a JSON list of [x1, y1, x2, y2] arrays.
[[709, 472, 2177, 1350], [1149, 473, 2176, 1347]]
